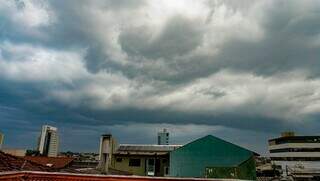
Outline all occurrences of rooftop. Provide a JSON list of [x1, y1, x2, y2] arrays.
[[0, 151, 49, 172], [115, 144, 182, 155], [24, 156, 75, 169]]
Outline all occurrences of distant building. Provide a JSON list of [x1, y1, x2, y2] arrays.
[[2, 148, 26, 157], [0, 132, 3, 149], [170, 135, 257, 180], [269, 132, 320, 178], [37, 125, 59, 157], [157, 129, 169, 145]]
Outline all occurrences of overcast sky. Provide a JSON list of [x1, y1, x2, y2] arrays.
[[1, 0, 320, 154]]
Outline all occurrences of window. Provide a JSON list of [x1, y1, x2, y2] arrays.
[[116, 158, 122, 162], [129, 158, 141, 167]]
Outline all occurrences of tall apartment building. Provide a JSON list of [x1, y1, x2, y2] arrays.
[[37, 125, 59, 157], [157, 129, 169, 145], [0, 132, 3, 150], [268, 132, 320, 177]]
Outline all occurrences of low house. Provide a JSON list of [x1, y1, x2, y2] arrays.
[[169, 135, 257, 180], [111, 144, 180, 176], [98, 134, 181, 176]]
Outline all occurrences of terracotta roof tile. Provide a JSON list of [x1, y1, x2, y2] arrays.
[[24, 156, 74, 169], [0, 151, 49, 172]]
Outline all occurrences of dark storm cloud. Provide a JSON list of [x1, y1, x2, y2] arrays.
[[1, 0, 320, 152]]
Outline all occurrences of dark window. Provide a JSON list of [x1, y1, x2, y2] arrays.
[[129, 158, 141, 167], [270, 148, 320, 153], [166, 133, 169, 136], [116, 158, 122, 162], [269, 136, 320, 145], [271, 157, 320, 161]]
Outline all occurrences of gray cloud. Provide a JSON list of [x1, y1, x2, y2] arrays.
[[1, 0, 320, 152], [119, 15, 204, 59]]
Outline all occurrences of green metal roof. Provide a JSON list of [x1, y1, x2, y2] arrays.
[[169, 135, 256, 178], [171, 135, 254, 167]]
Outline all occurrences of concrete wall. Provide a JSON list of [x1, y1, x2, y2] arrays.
[[113, 156, 147, 176], [112, 155, 169, 176]]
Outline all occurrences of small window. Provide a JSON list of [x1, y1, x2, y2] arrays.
[[116, 158, 122, 162], [129, 159, 141, 167]]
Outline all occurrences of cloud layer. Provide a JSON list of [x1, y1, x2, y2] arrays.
[[1, 0, 320, 153]]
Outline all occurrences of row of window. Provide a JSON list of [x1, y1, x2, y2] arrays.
[[269, 137, 320, 145], [271, 157, 320, 161], [115, 158, 168, 167], [270, 148, 320, 153]]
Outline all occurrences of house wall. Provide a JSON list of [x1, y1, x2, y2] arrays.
[[112, 155, 169, 176], [204, 157, 256, 180], [114, 156, 147, 176]]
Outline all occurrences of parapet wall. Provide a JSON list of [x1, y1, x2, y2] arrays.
[[0, 171, 245, 181]]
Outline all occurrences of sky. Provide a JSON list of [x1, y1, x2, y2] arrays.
[[0, 0, 320, 154]]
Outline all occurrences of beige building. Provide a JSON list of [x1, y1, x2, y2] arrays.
[[37, 125, 59, 157], [0, 132, 3, 149], [98, 134, 181, 176], [2, 148, 26, 157]]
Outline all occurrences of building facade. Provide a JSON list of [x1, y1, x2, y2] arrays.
[[37, 125, 59, 157], [2, 148, 26, 157], [157, 129, 169, 145], [169, 135, 257, 180], [98, 134, 181, 176], [0, 132, 3, 150], [269, 132, 320, 177]]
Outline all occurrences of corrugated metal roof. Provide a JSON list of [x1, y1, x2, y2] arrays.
[[116, 144, 182, 152]]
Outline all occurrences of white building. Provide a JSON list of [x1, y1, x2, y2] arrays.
[[269, 132, 320, 178], [157, 129, 169, 145], [37, 125, 59, 157]]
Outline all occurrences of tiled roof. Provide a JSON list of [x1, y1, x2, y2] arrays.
[[24, 156, 74, 169], [0, 151, 49, 172]]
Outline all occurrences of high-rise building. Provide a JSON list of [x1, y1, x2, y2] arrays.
[[37, 125, 59, 157], [0, 132, 3, 150], [157, 129, 169, 145]]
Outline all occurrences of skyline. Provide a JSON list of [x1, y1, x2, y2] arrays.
[[1, 0, 320, 154]]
